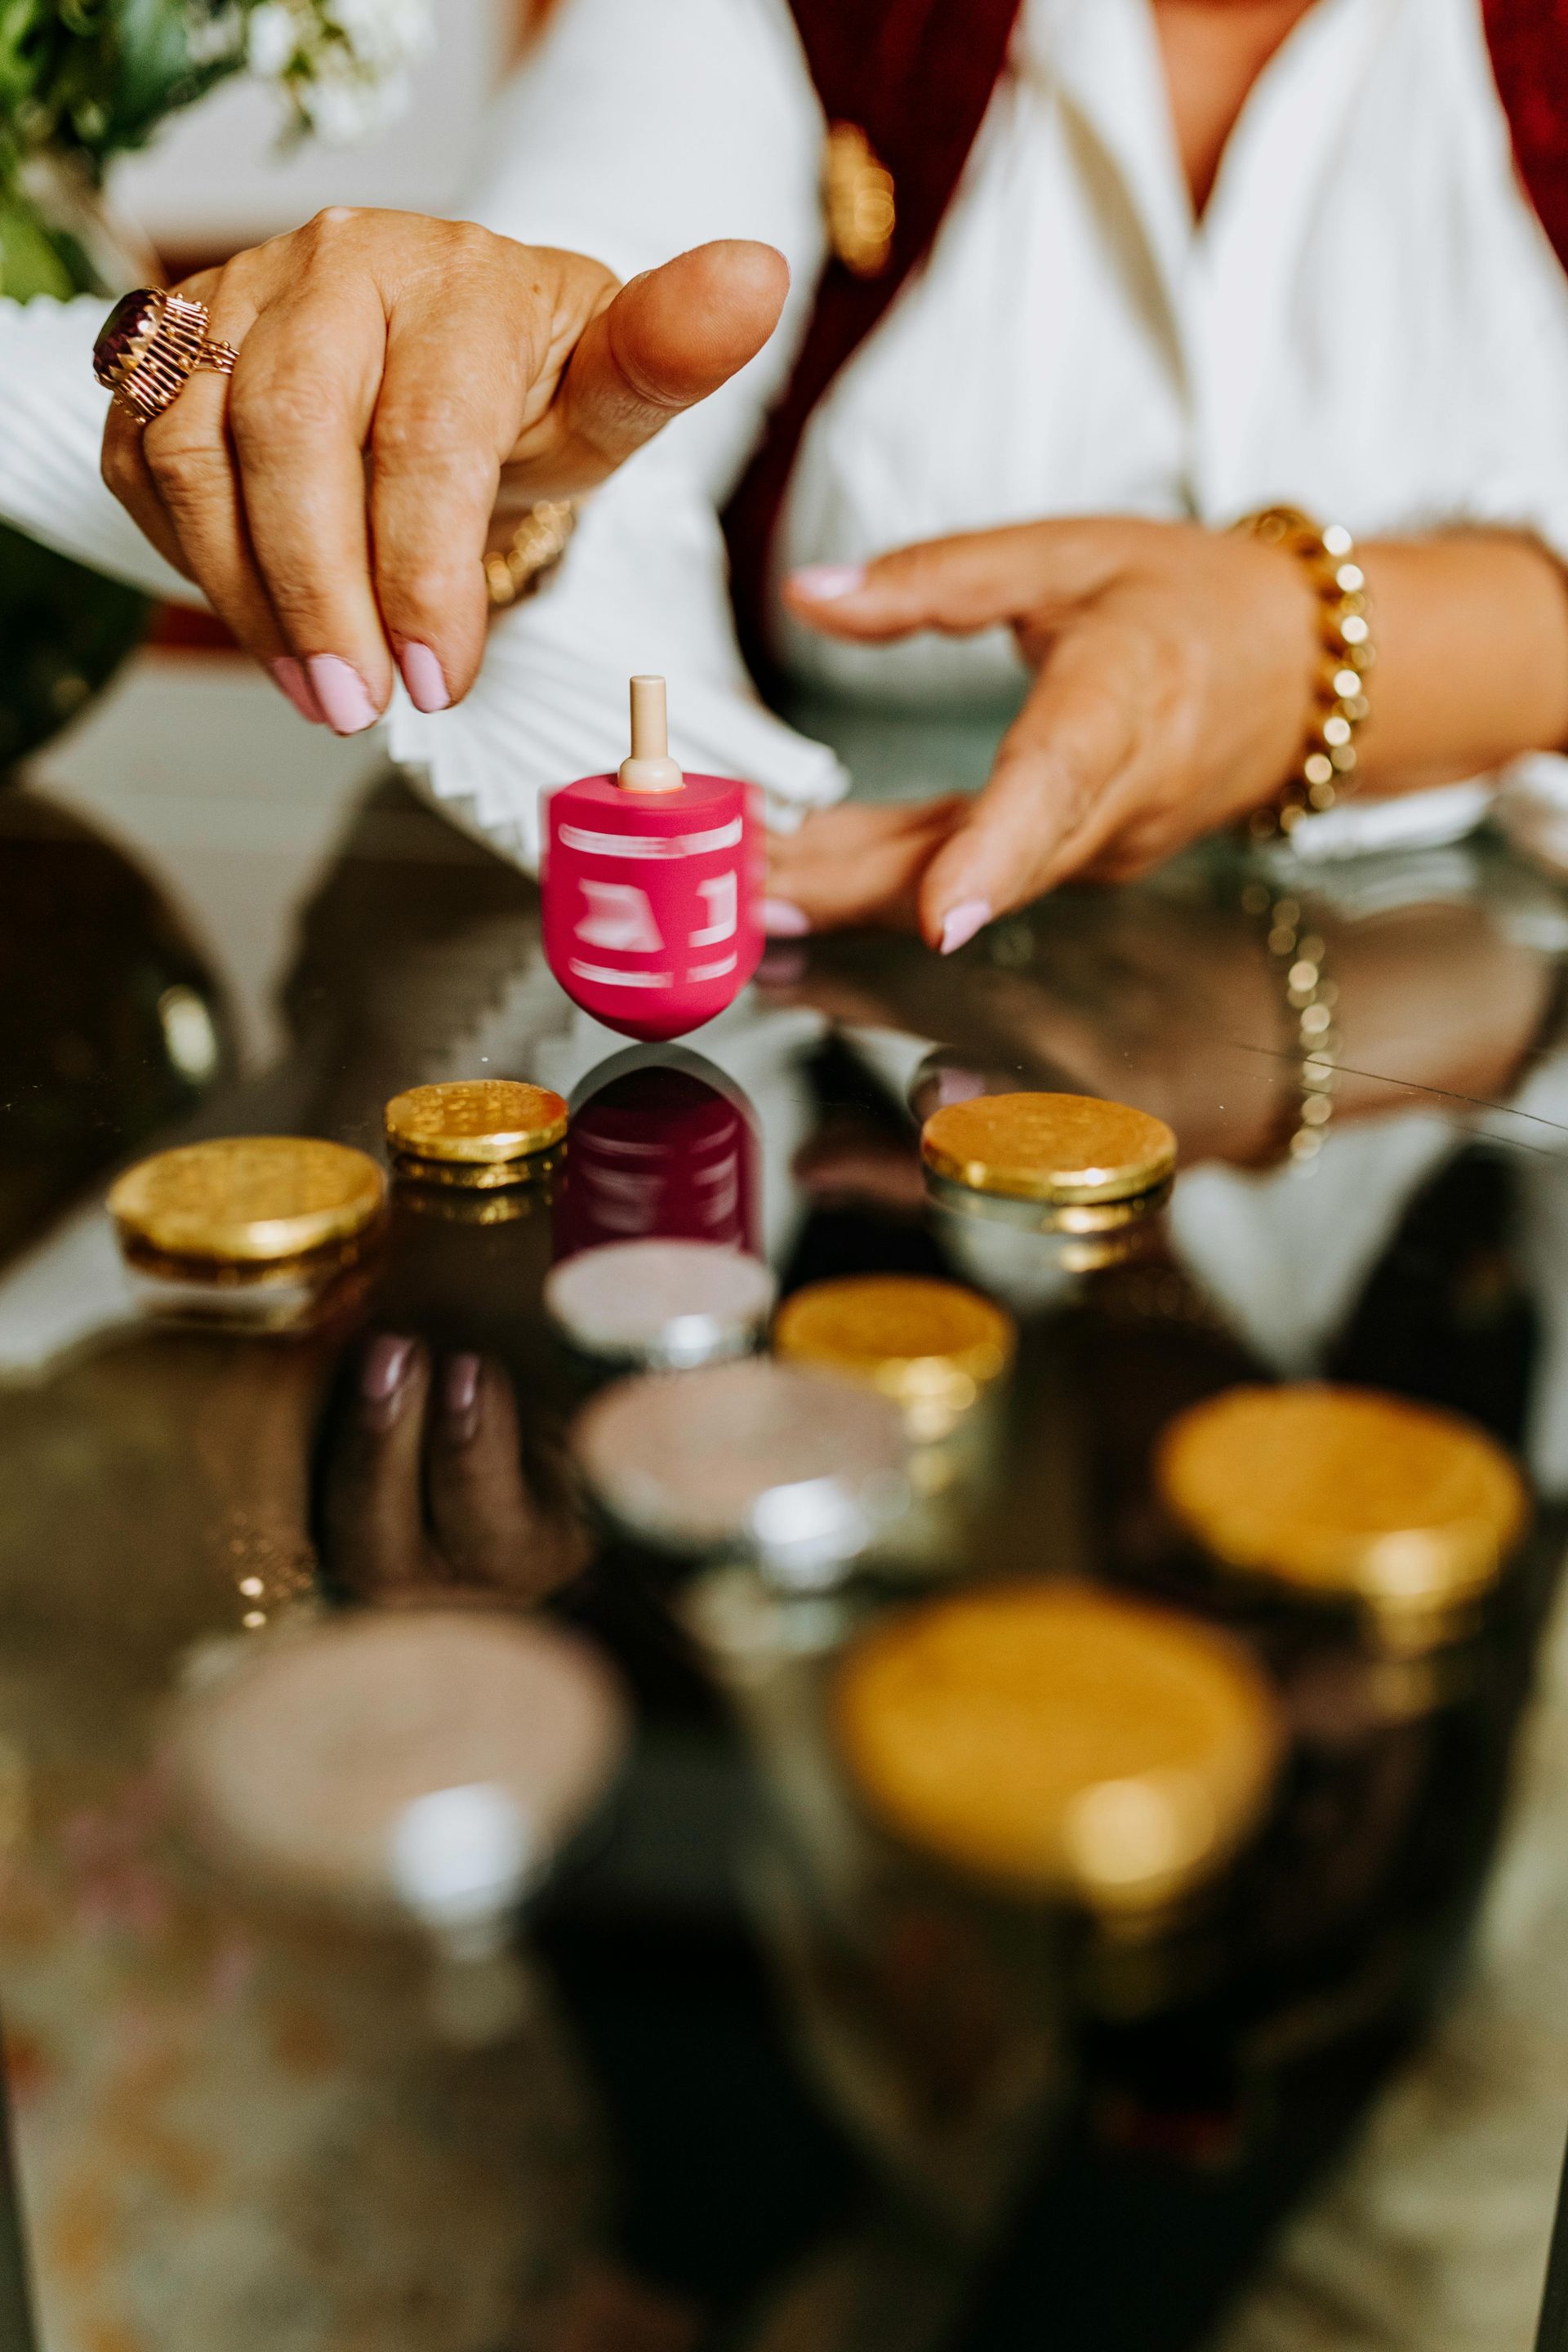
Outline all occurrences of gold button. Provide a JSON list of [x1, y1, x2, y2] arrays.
[[774, 1274, 1016, 1442], [824, 121, 897, 278], [921, 1092, 1176, 1205], [109, 1136, 385, 1265], [1157, 1384, 1526, 1641], [835, 1584, 1279, 1913], [384, 1079, 568, 1166]]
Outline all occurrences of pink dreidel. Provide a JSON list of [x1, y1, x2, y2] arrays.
[[541, 675, 764, 1042]]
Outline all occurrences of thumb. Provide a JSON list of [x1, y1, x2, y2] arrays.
[[916, 629, 1138, 951], [552, 238, 789, 481]]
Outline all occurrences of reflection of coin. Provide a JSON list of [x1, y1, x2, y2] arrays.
[[546, 1240, 776, 1369], [1158, 1384, 1526, 1635], [169, 1610, 628, 1910], [109, 1136, 385, 1263], [391, 1147, 561, 1192], [385, 1080, 568, 1165], [922, 1092, 1176, 1205], [774, 1274, 1015, 1439], [836, 1583, 1278, 1913]]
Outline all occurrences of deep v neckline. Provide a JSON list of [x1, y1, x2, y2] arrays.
[[1150, 0, 1325, 218]]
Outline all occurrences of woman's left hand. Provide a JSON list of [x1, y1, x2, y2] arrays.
[[770, 517, 1321, 948]]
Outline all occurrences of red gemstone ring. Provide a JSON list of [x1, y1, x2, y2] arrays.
[[93, 288, 241, 425]]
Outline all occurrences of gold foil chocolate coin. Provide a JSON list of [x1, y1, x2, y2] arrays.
[[773, 1274, 1016, 1440], [385, 1079, 568, 1165], [921, 1092, 1176, 1205], [1157, 1383, 1526, 1636], [836, 1584, 1278, 1913], [109, 1137, 385, 1265]]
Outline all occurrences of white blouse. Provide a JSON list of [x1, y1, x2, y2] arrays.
[[5, 0, 1568, 863]]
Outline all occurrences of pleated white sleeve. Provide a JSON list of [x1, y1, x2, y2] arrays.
[[0, 292, 196, 603], [385, 0, 849, 864]]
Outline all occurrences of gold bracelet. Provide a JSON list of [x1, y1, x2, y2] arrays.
[[484, 499, 577, 609], [1233, 506, 1373, 839], [1242, 880, 1339, 1167]]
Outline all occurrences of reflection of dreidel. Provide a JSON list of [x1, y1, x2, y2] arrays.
[[555, 1045, 760, 1259], [542, 675, 763, 1041]]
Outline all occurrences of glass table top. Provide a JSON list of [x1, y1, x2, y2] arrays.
[[2, 756, 1568, 2352]]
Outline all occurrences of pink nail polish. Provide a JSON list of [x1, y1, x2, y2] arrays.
[[762, 897, 812, 938], [443, 1352, 482, 1443], [398, 640, 450, 715], [270, 657, 325, 724], [788, 564, 866, 601], [305, 653, 379, 736], [360, 1334, 415, 1430], [939, 898, 992, 956]]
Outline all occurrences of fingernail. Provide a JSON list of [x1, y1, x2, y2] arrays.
[[442, 1352, 482, 1444], [270, 657, 324, 724], [360, 1334, 415, 1430], [762, 897, 811, 938], [939, 899, 992, 956], [398, 640, 450, 715], [788, 564, 866, 602], [305, 653, 380, 736]]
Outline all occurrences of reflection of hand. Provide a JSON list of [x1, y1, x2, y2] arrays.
[[767, 884, 1555, 1170], [103, 220, 786, 731], [322, 1334, 586, 1605], [780, 520, 1319, 942]]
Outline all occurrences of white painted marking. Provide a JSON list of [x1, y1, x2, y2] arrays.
[[575, 880, 662, 953], [559, 819, 742, 860], [568, 960, 672, 989], [691, 871, 738, 947]]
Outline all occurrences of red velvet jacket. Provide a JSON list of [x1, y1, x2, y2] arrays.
[[723, 0, 1568, 680]]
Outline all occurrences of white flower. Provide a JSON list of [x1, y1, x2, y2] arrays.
[[319, 0, 432, 72], [299, 68, 393, 144], [245, 2, 299, 77], [244, 0, 430, 143]]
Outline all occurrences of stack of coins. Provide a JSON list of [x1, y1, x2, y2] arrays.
[[384, 1080, 567, 1222], [1156, 1382, 1528, 1666], [835, 1582, 1280, 1923], [570, 1356, 911, 1588], [546, 1237, 777, 1372], [167, 1609, 628, 2039], [109, 1134, 385, 1327], [772, 1272, 1017, 1571], [710, 1578, 1281, 2210], [774, 1274, 1015, 1446], [921, 1091, 1176, 1247]]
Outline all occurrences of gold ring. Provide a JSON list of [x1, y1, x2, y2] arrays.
[[92, 288, 240, 425]]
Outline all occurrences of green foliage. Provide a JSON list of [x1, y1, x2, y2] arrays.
[[0, 167, 78, 293], [0, 523, 147, 773], [0, 1, 243, 187]]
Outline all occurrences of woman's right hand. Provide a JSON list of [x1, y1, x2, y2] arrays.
[[101, 213, 788, 731]]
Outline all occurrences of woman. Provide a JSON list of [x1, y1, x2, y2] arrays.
[[4, 0, 1568, 950]]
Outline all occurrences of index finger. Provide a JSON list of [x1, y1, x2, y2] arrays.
[[918, 627, 1140, 950], [783, 522, 1147, 642]]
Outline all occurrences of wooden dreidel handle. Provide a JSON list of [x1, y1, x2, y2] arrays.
[[618, 676, 685, 795], [541, 675, 764, 1043]]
